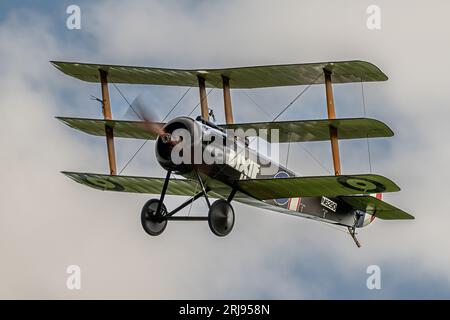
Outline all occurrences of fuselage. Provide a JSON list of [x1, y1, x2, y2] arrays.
[[155, 117, 375, 229]]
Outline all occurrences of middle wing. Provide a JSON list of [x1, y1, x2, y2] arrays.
[[57, 117, 392, 142], [235, 174, 400, 199], [220, 118, 393, 142], [57, 117, 163, 140]]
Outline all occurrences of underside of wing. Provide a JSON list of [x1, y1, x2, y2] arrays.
[[339, 195, 414, 220], [57, 117, 162, 140], [220, 118, 393, 142], [51, 60, 387, 88], [235, 174, 400, 199], [62, 172, 234, 199], [63, 171, 198, 195]]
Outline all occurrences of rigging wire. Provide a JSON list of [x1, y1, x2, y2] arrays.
[[286, 133, 291, 168], [235, 74, 332, 175], [212, 73, 332, 178], [187, 181, 200, 217], [161, 87, 192, 122], [239, 90, 273, 118], [111, 82, 142, 120], [116, 77, 222, 176], [272, 82, 315, 121], [187, 88, 215, 117], [112, 85, 192, 175], [268, 74, 332, 174], [360, 77, 373, 173]]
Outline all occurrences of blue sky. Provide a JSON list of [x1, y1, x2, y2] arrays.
[[1, 0, 450, 299]]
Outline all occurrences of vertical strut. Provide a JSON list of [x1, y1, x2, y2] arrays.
[[99, 69, 117, 175], [197, 76, 209, 120], [324, 69, 341, 176], [222, 75, 234, 124]]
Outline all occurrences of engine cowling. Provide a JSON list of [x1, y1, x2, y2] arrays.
[[155, 117, 203, 174]]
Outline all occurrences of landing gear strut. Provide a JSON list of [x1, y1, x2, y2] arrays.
[[140, 170, 236, 237]]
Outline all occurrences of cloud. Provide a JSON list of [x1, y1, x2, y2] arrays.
[[1, 0, 450, 298]]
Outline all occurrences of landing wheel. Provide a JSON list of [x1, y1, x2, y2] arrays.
[[141, 199, 168, 236], [208, 199, 235, 237]]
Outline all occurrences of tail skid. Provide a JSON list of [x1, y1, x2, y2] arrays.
[[348, 226, 362, 248]]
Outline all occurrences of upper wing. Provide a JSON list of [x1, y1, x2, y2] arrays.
[[57, 117, 162, 140], [220, 118, 393, 142], [340, 195, 414, 220], [51, 60, 387, 88], [235, 174, 400, 199]]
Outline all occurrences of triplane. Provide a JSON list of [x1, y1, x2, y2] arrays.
[[52, 60, 414, 247]]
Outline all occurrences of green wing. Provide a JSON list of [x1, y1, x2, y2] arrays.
[[57, 117, 162, 140], [62, 172, 234, 198], [63, 171, 198, 195], [340, 195, 414, 220], [220, 118, 393, 142], [51, 60, 387, 88], [236, 174, 400, 199], [57, 117, 392, 142]]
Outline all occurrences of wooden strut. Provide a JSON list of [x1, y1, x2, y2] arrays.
[[324, 69, 341, 176], [197, 76, 209, 120], [99, 69, 117, 175], [222, 75, 234, 124]]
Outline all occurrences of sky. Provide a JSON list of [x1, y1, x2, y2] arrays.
[[1, 0, 450, 299]]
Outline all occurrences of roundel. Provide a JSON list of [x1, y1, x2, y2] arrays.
[[337, 176, 385, 193], [274, 171, 289, 206], [84, 176, 125, 191]]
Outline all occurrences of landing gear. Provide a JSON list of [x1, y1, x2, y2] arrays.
[[140, 169, 236, 237], [208, 199, 235, 237], [141, 199, 168, 236]]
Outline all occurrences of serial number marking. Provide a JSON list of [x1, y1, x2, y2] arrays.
[[321, 196, 337, 212]]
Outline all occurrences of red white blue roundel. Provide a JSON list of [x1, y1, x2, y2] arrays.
[[274, 171, 289, 205]]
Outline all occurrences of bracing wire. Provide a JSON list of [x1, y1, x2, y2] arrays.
[[272, 82, 315, 121], [113, 85, 192, 175], [269, 74, 332, 175], [286, 133, 291, 168], [360, 77, 373, 173], [116, 77, 222, 176], [111, 82, 142, 120], [187, 88, 215, 117], [161, 87, 191, 122], [236, 73, 332, 175], [212, 73, 332, 178], [187, 181, 200, 217]]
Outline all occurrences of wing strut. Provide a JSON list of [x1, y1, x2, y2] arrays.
[[99, 69, 117, 175], [198, 76, 209, 120], [324, 68, 341, 176], [324, 68, 360, 247], [222, 75, 234, 124]]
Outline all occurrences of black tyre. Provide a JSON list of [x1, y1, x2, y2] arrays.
[[208, 199, 235, 237], [141, 199, 168, 236]]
